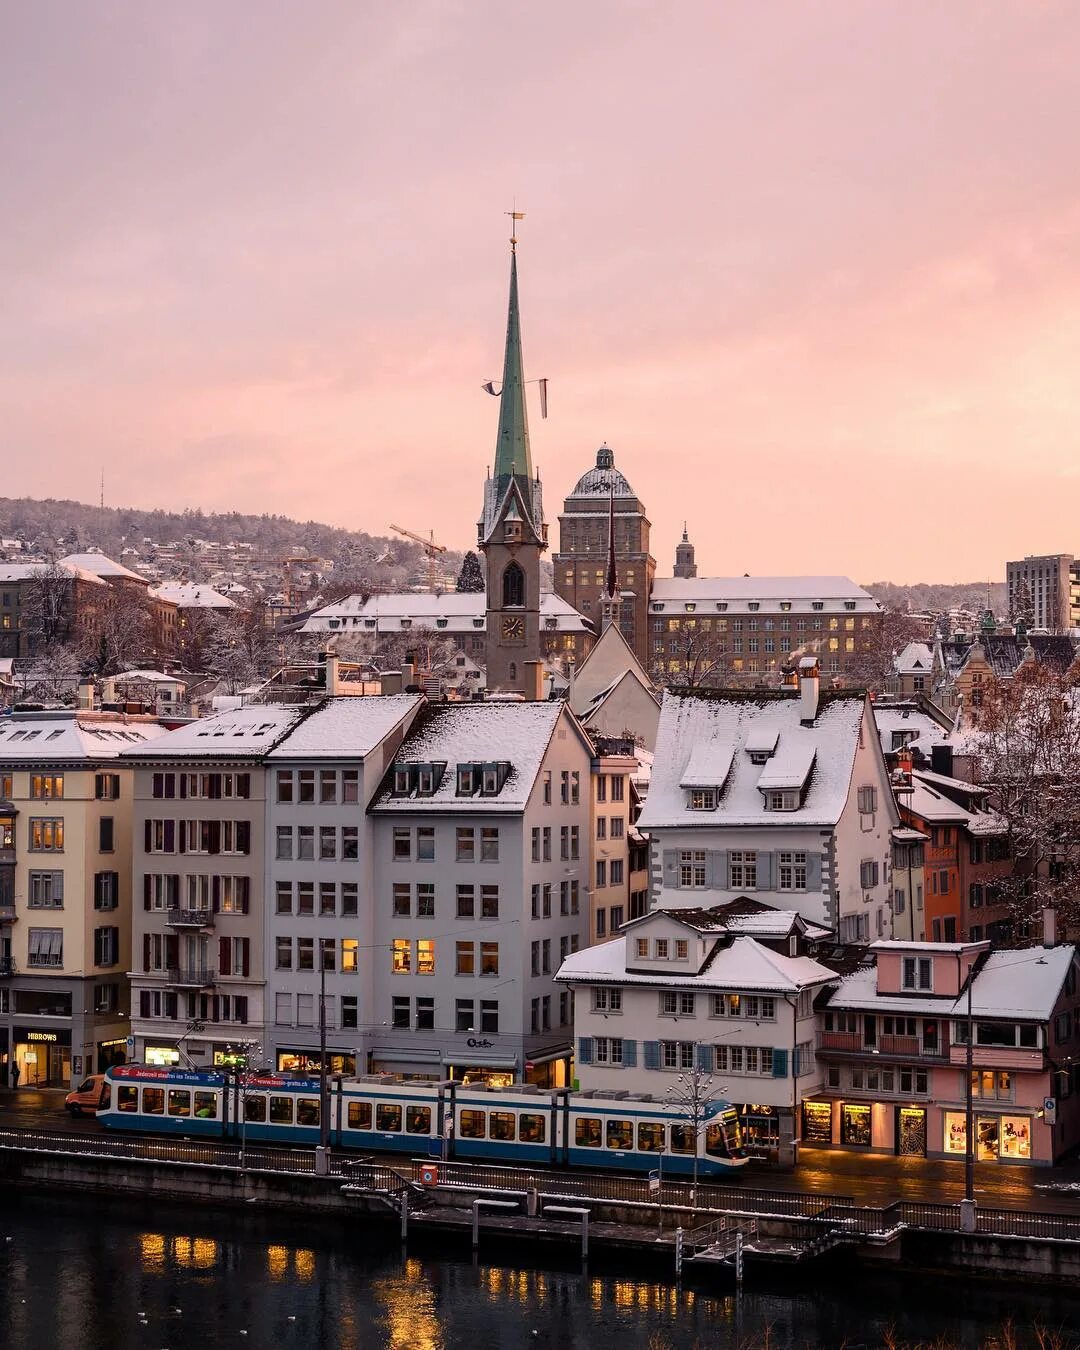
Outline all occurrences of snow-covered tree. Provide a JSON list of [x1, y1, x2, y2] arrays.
[[78, 586, 155, 675], [456, 551, 485, 594]]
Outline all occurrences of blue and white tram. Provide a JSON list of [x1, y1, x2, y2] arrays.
[[98, 1066, 748, 1176]]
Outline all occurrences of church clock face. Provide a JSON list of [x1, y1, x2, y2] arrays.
[[501, 615, 525, 641]]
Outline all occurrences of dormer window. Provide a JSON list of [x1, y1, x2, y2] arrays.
[[716, 602, 727, 612], [417, 767, 436, 796], [685, 602, 696, 613], [393, 768, 411, 796], [844, 600, 856, 610], [765, 789, 798, 811], [436, 618, 448, 629], [675, 940, 689, 960], [457, 766, 476, 796], [482, 768, 499, 795], [654, 939, 669, 958], [812, 601, 824, 611], [365, 619, 376, 628], [748, 602, 760, 612], [635, 938, 648, 959], [689, 788, 716, 810], [652, 602, 665, 612], [473, 618, 484, 628], [779, 602, 792, 612], [400, 619, 412, 629]]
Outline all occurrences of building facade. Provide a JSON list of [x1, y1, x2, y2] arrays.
[[1006, 554, 1079, 631], [0, 710, 167, 1088]]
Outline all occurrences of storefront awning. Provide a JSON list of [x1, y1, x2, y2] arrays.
[[371, 1047, 440, 1065], [441, 1054, 518, 1069]]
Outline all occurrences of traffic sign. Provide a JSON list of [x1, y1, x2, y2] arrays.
[[1044, 1097, 1057, 1123]]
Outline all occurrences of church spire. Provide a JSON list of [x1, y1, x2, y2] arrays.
[[492, 243, 533, 490]]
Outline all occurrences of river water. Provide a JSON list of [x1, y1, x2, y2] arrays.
[[1, 1193, 1080, 1349]]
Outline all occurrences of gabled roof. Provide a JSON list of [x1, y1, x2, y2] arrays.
[[301, 591, 589, 635], [151, 582, 236, 609], [556, 933, 834, 993], [639, 687, 873, 829], [120, 704, 302, 759], [942, 634, 1078, 681], [0, 561, 107, 586], [370, 700, 584, 813], [893, 641, 934, 674], [0, 711, 168, 762], [59, 552, 148, 584], [570, 621, 653, 710], [649, 576, 880, 615], [267, 694, 423, 760]]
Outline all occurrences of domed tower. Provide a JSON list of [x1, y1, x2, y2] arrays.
[[673, 523, 697, 579], [554, 444, 655, 667]]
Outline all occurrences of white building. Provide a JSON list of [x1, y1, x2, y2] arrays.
[[366, 698, 595, 1088], [637, 658, 899, 942], [556, 901, 835, 1161]]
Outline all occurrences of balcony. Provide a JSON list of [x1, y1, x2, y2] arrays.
[[165, 907, 214, 930], [819, 1031, 949, 1060], [165, 966, 216, 988], [949, 1044, 1043, 1072], [0, 957, 15, 977], [0, 903, 16, 923]]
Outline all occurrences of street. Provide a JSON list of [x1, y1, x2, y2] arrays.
[[3, 1087, 1080, 1214]]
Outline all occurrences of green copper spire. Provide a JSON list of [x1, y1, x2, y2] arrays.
[[492, 246, 533, 489]]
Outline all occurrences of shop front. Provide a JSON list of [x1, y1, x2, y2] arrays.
[[942, 1110, 1033, 1162], [524, 1050, 571, 1090], [276, 1047, 357, 1077], [97, 1038, 128, 1073], [801, 1099, 834, 1146], [896, 1105, 928, 1157], [734, 1103, 783, 1153], [443, 1052, 519, 1089], [14, 1026, 71, 1087], [0, 1029, 9, 1087]]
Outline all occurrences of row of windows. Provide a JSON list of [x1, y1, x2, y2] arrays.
[[274, 936, 359, 973], [275, 992, 358, 1028], [675, 849, 812, 892], [392, 995, 499, 1033], [595, 816, 625, 839], [391, 826, 500, 862], [275, 879, 359, 917], [27, 870, 120, 911], [658, 657, 848, 674], [153, 772, 252, 800], [275, 769, 359, 804], [595, 859, 625, 887], [26, 926, 119, 968], [276, 824, 358, 861], [7, 772, 114, 802], [142, 873, 250, 913], [530, 826, 581, 861], [823, 1064, 930, 1096], [138, 991, 250, 1024], [146, 819, 251, 856], [529, 880, 582, 918]]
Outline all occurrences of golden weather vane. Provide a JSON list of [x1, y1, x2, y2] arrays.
[[505, 204, 525, 252]]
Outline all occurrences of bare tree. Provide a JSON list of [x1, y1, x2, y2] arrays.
[[205, 601, 290, 693], [12, 647, 82, 705], [370, 625, 460, 678], [665, 1060, 723, 1199], [652, 621, 734, 690], [21, 563, 77, 650], [843, 608, 928, 692], [973, 662, 1080, 941], [77, 586, 155, 675]]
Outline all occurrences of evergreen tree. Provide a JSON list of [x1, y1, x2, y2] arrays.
[[456, 551, 485, 593]]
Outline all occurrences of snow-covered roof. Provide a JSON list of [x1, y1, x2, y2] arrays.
[[0, 711, 168, 761], [151, 582, 236, 609], [639, 688, 870, 829], [649, 576, 880, 615], [556, 933, 835, 993], [115, 669, 187, 685], [756, 741, 816, 792], [371, 701, 573, 813], [679, 743, 735, 790], [268, 695, 423, 760], [830, 944, 1076, 1021], [893, 642, 934, 674], [873, 706, 952, 757], [120, 704, 302, 759], [905, 778, 971, 824], [0, 561, 107, 587], [301, 590, 590, 635], [59, 553, 148, 584]]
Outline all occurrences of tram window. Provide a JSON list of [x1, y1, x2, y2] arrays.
[[99, 1084, 111, 1110], [347, 1101, 373, 1129], [297, 1099, 320, 1127], [269, 1095, 294, 1125], [406, 1106, 431, 1134], [575, 1117, 602, 1148], [194, 1091, 216, 1119], [245, 1095, 267, 1122], [376, 1104, 402, 1132], [519, 1113, 545, 1144], [489, 1111, 515, 1141], [637, 1122, 664, 1152], [117, 1085, 138, 1113], [142, 1087, 165, 1116], [606, 1119, 633, 1150], [459, 1109, 486, 1139], [705, 1124, 730, 1157], [670, 1124, 695, 1154], [167, 1089, 191, 1118]]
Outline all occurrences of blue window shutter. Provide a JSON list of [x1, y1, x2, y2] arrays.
[[772, 1048, 789, 1078], [757, 853, 773, 890], [621, 1039, 637, 1068], [644, 1040, 661, 1070], [578, 1037, 593, 1065], [806, 852, 823, 892], [793, 1046, 803, 1077], [709, 850, 727, 890], [697, 1044, 713, 1072]]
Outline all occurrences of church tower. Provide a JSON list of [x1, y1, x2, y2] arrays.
[[478, 230, 548, 693], [673, 523, 697, 579]]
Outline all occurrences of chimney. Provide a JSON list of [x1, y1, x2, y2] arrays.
[[325, 651, 340, 695], [101, 676, 117, 707], [1043, 906, 1057, 949], [930, 743, 954, 779], [400, 662, 416, 690], [77, 676, 96, 711], [523, 660, 545, 703], [780, 664, 798, 693], [798, 656, 819, 724], [380, 671, 403, 696]]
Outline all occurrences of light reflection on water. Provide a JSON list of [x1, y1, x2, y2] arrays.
[[1, 1194, 1079, 1350]]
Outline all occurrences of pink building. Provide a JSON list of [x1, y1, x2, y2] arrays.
[[806, 938, 1080, 1164]]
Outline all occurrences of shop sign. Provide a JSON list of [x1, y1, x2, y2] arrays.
[[99, 1038, 127, 1050], [14, 1027, 71, 1046], [465, 1037, 494, 1050]]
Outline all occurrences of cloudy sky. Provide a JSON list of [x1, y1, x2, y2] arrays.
[[4, 2, 1080, 581]]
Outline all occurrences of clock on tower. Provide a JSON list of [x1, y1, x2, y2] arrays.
[[501, 615, 525, 641]]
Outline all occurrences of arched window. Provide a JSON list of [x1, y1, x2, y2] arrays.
[[502, 562, 525, 608], [509, 663, 517, 683]]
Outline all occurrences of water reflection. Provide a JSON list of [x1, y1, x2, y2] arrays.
[[1, 1194, 1079, 1350]]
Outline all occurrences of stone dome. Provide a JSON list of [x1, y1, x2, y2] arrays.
[[568, 444, 636, 498]]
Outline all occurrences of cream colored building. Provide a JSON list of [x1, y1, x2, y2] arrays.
[[0, 710, 168, 1088]]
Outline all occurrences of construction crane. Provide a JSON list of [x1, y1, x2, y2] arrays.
[[389, 524, 448, 593]]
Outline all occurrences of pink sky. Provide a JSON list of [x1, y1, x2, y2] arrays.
[[4, 2, 1080, 582]]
